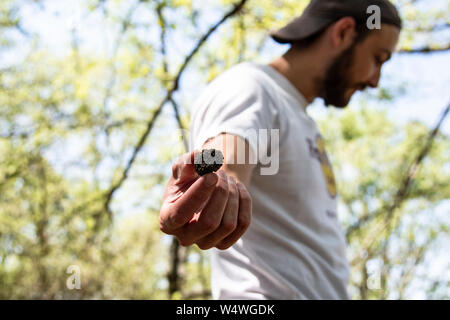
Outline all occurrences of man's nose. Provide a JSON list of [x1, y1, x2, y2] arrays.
[[368, 68, 381, 88]]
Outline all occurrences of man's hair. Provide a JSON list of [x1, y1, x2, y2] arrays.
[[290, 22, 372, 51]]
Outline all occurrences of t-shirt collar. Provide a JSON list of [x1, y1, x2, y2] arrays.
[[255, 62, 309, 112]]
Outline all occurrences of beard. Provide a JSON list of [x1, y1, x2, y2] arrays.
[[319, 43, 361, 108]]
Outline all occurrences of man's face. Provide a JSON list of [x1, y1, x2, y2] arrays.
[[320, 24, 400, 108]]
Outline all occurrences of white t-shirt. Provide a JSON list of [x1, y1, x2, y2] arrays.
[[189, 61, 350, 300]]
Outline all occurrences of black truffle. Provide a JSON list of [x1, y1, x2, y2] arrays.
[[194, 149, 224, 176]]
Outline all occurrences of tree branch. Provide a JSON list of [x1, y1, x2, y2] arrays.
[[397, 238, 433, 299], [349, 102, 450, 265], [182, 289, 211, 300], [104, 0, 248, 213], [156, 1, 189, 298], [347, 102, 450, 241], [102, 1, 140, 120]]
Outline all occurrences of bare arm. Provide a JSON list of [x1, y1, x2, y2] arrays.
[[202, 133, 256, 188]]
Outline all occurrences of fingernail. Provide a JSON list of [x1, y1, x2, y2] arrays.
[[204, 173, 218, 187]]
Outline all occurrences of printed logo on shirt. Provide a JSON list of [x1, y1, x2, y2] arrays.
[[306, 134, 337, 198]]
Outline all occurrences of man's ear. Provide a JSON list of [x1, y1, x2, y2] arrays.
[[329, 17, 357, 50]]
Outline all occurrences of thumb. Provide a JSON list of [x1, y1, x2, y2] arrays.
[[172, 150, 200, 183]]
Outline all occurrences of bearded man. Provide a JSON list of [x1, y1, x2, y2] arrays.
[[159, 0, 402, 299]]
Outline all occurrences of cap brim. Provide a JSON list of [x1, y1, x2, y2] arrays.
[[269, 15, 334, 44]]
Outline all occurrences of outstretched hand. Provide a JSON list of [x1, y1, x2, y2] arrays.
[[159, 150, 252, 250]]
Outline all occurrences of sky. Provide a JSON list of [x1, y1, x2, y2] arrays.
[[2, 0, 449, 133], [2, 0, 449, 298]]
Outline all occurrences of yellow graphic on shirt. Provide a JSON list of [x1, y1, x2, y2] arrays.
[[315, 135, 337, 198], [306, 134, 338, 198]]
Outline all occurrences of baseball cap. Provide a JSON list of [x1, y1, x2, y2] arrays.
[[269, 0, 402, 44]]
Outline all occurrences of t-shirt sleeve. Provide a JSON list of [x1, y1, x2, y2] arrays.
[[189, 70, 278, 162]]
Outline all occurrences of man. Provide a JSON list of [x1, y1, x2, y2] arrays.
[[159, 0, 402, 299]]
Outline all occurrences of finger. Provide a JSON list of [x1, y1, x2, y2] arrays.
[[164, 172, 218, 231], [215, 181, 252, 250], [172, 150, 201, 183], [177, 170, 229, 246], [195, 176, 239, 250]]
